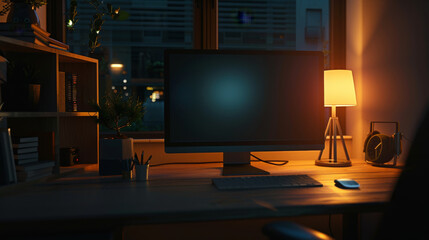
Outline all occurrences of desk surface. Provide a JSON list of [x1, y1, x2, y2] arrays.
[[0, 159, 401, 233]]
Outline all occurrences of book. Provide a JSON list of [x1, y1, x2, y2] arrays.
[[48, 43, 69, 51], [15, 157, 39, 165], [13, 132, 54, 162], [17, 167, 53, 182], [66, 73, 78, 112], [30, 23, 50, 38], [0, 23, 51, 38], [11, 136, 38, 143], [13, 141, 39, 148], [13, 146, 38, 154], [58, 72, 66, 112], [14, 152, 38, 160], [17, 166, 52, 178], [0, 23, 69, 50], [15, 161, 55, 172]]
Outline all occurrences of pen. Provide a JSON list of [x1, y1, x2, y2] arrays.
[[145, 155, 152, 165]]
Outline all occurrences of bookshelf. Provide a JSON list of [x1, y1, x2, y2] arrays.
[[0, 35, 99, 175]]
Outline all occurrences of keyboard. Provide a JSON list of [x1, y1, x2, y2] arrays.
[[212, 174, 323, 190]]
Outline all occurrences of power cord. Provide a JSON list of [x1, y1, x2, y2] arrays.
[[250, 153, 289, 166], [150, 161, 222, 167]]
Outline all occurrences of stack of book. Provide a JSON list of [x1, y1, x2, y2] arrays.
[[13, 136, 39, 165], [15, 161, 54, 182], [0, 23, 69, 51], [66, 72, 78, 111], [12, 136, 54, 182]]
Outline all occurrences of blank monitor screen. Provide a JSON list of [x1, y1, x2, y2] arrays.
[[165, 50, 324, 153]]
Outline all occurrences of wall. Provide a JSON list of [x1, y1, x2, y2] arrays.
[[347, 0, 429, 163]]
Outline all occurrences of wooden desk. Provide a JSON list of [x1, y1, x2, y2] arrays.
[[0, 160, 401, 238]]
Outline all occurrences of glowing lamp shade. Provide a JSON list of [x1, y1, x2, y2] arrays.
[[324, 70, 357, 107]]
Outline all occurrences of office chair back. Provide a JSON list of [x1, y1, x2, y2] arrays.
[[375, 106, 429, 239]]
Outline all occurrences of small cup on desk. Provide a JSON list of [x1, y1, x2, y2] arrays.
[[135, 164, 149, 182]]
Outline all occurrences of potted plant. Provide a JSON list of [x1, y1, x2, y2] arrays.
[[92, 90, 144, 176], [1, 60, 41, 111], [0, 0, 47, 25]]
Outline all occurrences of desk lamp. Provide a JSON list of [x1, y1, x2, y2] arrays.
[[316, 70, 356, 167]]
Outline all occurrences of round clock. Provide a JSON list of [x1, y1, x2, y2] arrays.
[[365, 133, 395, 164]]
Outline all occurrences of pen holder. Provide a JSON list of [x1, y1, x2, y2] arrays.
[[135, 164, 149, 182], [122, 170, 133, 181]]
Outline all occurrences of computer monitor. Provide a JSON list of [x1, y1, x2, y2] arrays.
[[164, 50, 325, 175]]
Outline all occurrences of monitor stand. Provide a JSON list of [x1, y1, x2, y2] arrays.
[[222, 152, 269, 176]]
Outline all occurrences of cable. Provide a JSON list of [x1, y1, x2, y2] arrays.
[[250, 154, 288, 166], [150, 161, 223, 167], [150, 154, 288, 167]]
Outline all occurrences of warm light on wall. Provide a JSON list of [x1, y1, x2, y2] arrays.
[[324, 70, 357, 107], [110, 63, 124, 69]]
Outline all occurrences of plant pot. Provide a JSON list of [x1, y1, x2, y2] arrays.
[[6, 2, 40, 25], [99, 138, 134, 176], [2, 83, 40, 111]]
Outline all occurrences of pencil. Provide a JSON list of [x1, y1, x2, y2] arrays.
[[145, 155, 152, 165]]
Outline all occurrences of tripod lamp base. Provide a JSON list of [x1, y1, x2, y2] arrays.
[[315, 159, 352, 167]]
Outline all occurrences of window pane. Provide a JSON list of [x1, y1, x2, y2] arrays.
[[66, 0, 194, 134], [219, 0, 329, 54]]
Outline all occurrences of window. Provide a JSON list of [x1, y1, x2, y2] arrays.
[[66, 0, 337, 138]]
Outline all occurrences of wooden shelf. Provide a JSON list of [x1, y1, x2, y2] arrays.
[[0, 35, 97, 63], [58, 112, 98, 117], [0, 35, 99, 176], [0, 112, 58, 117], [0, 112, 98, 118]]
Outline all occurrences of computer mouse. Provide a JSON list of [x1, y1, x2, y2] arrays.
[[334, 179, 360, 189]]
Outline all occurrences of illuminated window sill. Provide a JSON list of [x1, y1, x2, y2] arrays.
[[133, 138, 164, 143]]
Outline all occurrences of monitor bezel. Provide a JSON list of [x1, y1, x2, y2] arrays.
[[164, 49, 325, 153]]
